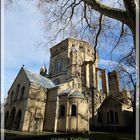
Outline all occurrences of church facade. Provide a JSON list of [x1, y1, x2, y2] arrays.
[[4, 38, 133, 132]]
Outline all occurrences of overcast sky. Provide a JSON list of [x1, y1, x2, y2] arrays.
[[4, 0, 133, 99]]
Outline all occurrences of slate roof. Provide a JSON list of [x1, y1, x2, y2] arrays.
[[58, 89, 85, 99], [23, 68, 55, 89], [100, 95, 122, 108], [68, 91, 85, 99]]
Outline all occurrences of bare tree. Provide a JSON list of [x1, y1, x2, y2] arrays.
[[116, 49, 136, 129], [117, 49, 136, 93], [6, 0, 136, 47]]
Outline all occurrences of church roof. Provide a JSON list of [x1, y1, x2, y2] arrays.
[[100, 95, 122, 108], [58, 89, 85, 99], [23, 68, 55, 89], [68, 91, 85, 99]]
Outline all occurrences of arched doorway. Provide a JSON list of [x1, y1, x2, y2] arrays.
[[13, 110, 22, 130], [7, 107, 16, 129], [4, 111, 9, 129]]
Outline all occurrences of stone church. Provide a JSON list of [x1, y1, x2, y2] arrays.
[[4, 38, 133, 132]]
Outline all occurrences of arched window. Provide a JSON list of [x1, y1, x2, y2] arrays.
[[7, 107, 16, 129], [63, 58, 67, 71], [4, 111, 9, 129], [19, 86, 25, 99], [115, 112, 118, 124], [71, 104, 76, 116], [14, 109, 22, 130], [56, 58, 62, 73], [49, 64, 53, 76], [110, 110, 114, 124], [13, 84, 20, 101], [59, 105, 65, 117], [10, 91, 14, 103]]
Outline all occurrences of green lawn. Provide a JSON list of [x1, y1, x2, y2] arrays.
[[3, 129, 135, 140]]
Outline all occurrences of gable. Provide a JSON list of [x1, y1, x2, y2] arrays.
[[8, 67, 30, 95], [100, 96, 122, 109]]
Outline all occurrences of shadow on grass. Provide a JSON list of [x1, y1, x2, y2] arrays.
[[4, 130, 135, 140]]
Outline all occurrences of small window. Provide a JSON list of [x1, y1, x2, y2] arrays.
[[79, 46, 83, 50], [14, 84, 20, 101], [19, 86, 25, 99], [10, 91, 14, 103], [56, 58, 62, 73], [57, 61, 61, 73], [59, 105, 65, 117], [71, 104, 76, 116]]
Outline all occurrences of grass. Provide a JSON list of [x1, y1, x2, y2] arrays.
[[2, 129, 135, 140]]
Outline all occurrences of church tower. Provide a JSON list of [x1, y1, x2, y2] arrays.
[[108, 70, 120, 95], [48, 38, 98, 89]]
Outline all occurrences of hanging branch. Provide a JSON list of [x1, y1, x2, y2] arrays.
[[93, 14, 103, 64], [111, 23, 124, 55]]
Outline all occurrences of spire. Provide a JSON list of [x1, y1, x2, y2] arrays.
[[40, 62, 47, 76]]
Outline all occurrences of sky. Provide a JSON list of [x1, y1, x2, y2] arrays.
[[4, 0, 50, 99], [4, 0, 134, 101]]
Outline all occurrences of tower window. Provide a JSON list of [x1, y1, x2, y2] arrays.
[[55, 57, 62, 73], [79, 46, 83, 51], [59, 105, 65, 117], [71, 104, 76, 116]]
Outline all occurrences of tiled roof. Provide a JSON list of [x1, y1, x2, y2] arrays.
[[23, 68, 55, 89]]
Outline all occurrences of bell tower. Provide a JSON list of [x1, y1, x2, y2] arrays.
[[108, 70, 120, 95], [48, 38, 98, 88]]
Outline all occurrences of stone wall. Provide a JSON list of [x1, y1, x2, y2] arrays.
[[22, 83, 47, 131], [4, 68, 30, 130]]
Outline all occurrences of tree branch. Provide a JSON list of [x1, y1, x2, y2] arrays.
[[111, 23, 124, 58], [83, 0, 129, 25], [93, 14, 103, 64]]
